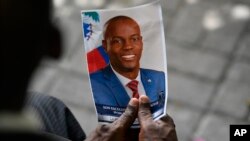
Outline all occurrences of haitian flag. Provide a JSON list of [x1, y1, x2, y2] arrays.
[[81, 12, 109, 73]]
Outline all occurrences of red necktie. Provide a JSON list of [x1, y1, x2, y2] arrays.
[[127, 80, 139, 99]]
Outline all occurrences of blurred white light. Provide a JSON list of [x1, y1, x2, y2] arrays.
[[91, 0, 104, 7], [231, 4, 250, 20], [61, 7, 73, 17], [105, 1, 131, 9], [132, 0, 146, 5], [75, 0, 104, 8], [53, 0, 65, 7], [75, 0, 88, 7], [203, 10, 224, 31], [106, 3, 123, 9], [185, 0, 199, 5]]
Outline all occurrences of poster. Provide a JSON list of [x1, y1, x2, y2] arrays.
[[81, 0, 168, 127]]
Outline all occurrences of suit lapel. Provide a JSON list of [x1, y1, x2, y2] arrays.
[[103, 66, 130, 107], [141, 69, 158, 102]]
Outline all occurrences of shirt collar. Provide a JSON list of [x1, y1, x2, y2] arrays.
[[110, 65, 141, 86]]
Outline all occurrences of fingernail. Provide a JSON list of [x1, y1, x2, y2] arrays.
[[140, 95, 149, 103], [129, 98, 139, 106]]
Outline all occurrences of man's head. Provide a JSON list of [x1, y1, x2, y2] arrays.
[[102, 16, 143, 79], [1, 0, 61, 111]]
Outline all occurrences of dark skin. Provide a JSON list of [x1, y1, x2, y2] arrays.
[[102, 17, 143, 79], [138, 96, 178, 141], [85, 95, 178, 141]]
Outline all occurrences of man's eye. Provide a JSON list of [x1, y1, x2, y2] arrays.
[[131, 36, 141, 42], [112, 39, 122, 44]]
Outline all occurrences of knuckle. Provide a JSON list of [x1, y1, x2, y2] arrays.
[[138, 110, 150, 117], [99, 124, 110, 132]]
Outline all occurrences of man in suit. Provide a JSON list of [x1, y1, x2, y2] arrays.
[[90, 16, 165, 108]]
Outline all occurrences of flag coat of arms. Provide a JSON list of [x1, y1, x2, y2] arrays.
[[82, 12, 109, 73]]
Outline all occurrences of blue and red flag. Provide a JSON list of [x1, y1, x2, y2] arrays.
[[82, 12, 109, 74]]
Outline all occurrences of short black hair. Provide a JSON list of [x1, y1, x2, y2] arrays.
[[103, 15, 140, 39]]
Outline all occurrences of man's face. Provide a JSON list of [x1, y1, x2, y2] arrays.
[[103, 19, 143, 75]]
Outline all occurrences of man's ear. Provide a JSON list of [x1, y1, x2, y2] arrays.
[[102, 40, 107, 51], [141, 36, 143, 50]]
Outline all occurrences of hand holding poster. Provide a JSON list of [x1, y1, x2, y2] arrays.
[[81, 0, 168, 127]]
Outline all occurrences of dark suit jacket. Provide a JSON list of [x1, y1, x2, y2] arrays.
[[26, 93, 86, 141], [90, 65, 165, 107]]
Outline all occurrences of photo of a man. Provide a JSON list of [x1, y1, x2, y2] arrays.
[[90, 16, 165, 108], [82, 2, 167, 124]]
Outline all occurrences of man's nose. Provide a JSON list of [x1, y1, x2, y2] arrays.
[[123, 39, 133, 50]]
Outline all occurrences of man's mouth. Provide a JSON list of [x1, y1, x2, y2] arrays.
[[121, 55, 135, 60]]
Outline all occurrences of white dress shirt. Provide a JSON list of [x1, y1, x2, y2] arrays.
[[110, 65, 146, 98]]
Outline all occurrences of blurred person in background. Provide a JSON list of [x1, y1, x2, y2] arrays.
[[1, 0, 177, 141], [1, 0, 71, 140]]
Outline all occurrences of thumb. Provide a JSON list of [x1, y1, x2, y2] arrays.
[[113, 98, 139, 129], [138, 95, 153, 125]]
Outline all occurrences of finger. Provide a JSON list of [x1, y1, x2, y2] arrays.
[[160, 114, 175, 127], [138, 95, 153, 124], [113, 98, 139, 129]]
